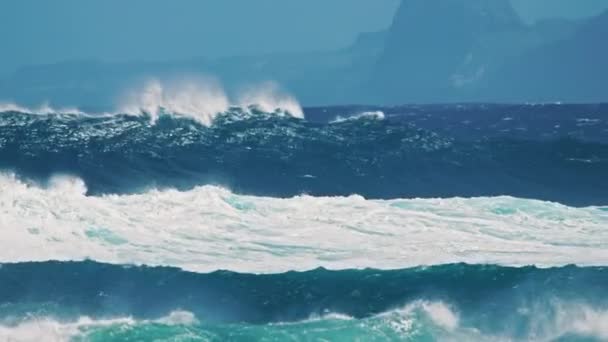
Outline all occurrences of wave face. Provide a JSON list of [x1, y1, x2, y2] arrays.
[[1, 173, 607, 272], [1, 107, 607, 205], [1, 262, 608, 341]]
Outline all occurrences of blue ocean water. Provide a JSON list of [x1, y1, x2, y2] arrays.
[[1, 105, 607, 205], [1, 262, 608, 341], [1, 102, 607, 341]]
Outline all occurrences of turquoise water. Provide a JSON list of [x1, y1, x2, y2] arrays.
[[78, 313, 453, 342], [0, 262, 607, 341]]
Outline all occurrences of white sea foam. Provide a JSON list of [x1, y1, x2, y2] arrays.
[[517, 301, 608, 340], [418, 302, 459, 331], [565, 306, 608, 339], [1, 173, 607, 273], [0, 316, 135, 342], [0, 311, 194, 342], [376, 301, 464, 337], [331, 110, 385, 123], [1, 302, 608, 341], [381, 301, 608, 341]]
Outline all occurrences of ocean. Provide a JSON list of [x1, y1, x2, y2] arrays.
[[1, 98, 607, 341]]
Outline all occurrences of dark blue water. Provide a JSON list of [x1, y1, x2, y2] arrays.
[[1, 104, 607, 206]]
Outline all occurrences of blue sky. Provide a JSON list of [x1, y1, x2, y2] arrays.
[[1, 0, 607, 74], [0, 0, 400, 73]]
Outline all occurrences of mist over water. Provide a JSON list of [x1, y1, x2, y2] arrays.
[[119, 78, 304, 125], [118, 78, 230, 125], [1, 77, 304, 126]]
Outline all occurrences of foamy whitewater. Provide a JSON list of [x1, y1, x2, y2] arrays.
[[3, 301, 608, 342], [1, 173, 607, 273], [1, 92, 607, 341], [331, 110, 386, 123]]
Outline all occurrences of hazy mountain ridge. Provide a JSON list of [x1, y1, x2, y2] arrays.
[[368, 0, 525, 103], [365, 0, 603, 104], [0, 0, 605, 107], [482, 10, 608, 103]]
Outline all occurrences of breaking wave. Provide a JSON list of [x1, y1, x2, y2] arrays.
[[1, 173, 607, 272], [119, 78, 303, 125], [0, 78, 303, 126], [330, 110, 385, 123]]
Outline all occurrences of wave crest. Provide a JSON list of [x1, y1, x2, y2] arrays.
[[1, 77, 304, 126], [237, 81, 304, 119], [119, 78, 230, 126], [330, 110, 385, 123], [119, 78, 305, 125]]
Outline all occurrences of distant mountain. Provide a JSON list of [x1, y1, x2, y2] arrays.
[[484, 10, 608, 103], [0, 0, 606, 107], [0, 28, 388, 108], [367, 0, 524, 103], [361, 0, 606, 104]]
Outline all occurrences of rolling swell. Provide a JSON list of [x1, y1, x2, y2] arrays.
[[1, 261, 608, 340], [1, 109, 607, 206]]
